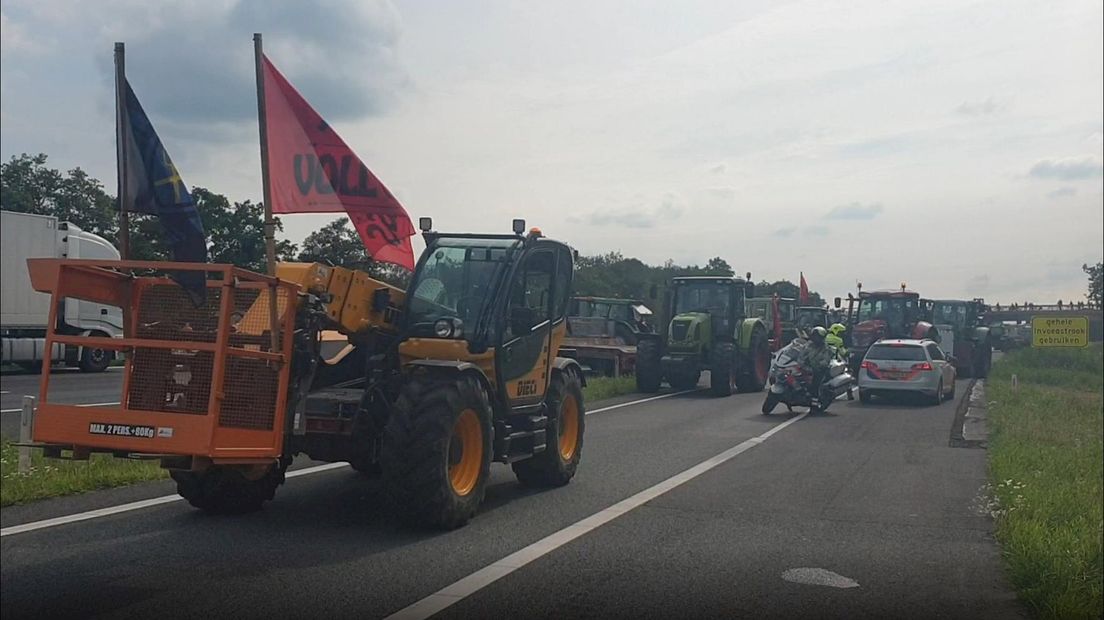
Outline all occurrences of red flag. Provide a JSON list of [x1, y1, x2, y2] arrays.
[[799, 272, 810, 304], [261, 55, 415, 270]]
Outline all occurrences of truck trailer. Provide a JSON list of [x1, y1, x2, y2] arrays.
[[1, 210, 123, 371]]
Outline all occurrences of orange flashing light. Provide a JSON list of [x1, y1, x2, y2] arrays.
[[529, 227, 543, 237]]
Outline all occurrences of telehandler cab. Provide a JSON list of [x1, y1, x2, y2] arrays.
[[25, 219, 586, 529]]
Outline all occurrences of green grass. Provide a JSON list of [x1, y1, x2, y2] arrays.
[[581, 374, 638, 403], [986, 344, 1103, 619], [0, 441, 167, 507]]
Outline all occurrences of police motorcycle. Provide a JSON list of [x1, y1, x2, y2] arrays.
[[761, 329, 855, 414]]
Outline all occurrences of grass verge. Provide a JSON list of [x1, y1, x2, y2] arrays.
[[1, 441, 166, 507], [581, 374, 638, 403], [986, 345, 1103, 619]]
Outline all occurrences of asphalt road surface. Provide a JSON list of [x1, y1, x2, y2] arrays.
[[0, 378, 1023, 619]]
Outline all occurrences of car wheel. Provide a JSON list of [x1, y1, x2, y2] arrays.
[[929, 380, 943, 406], [859, 388, 872, 404]]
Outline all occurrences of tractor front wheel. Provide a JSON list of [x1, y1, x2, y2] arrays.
[[709, 342, 737, 397], [382, 374, 493, 529], [635, 339, 662, 393], [172, 460, 289, 514], [736, 329, 770, 393], [513, 370, 586, 487]]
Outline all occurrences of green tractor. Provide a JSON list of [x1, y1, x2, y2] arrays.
[[635, 275, 771, 396]]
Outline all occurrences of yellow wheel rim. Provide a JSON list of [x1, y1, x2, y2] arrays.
[[448, 409, 483, 496], [558, 393, 580, 461]]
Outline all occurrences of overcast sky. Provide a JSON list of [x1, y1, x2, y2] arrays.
[[2, 0, 1101, 303]]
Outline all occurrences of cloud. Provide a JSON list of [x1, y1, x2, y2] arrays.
[[773, 225, 827, 238], [705, 186, 735, 199], [708, 162, 727, 174], [824, 202, 884, 220], [955, 97, 1001, 116], [966, 274, 990, 293], [1047, 186, 1077, 198], [1028, 156, 1104, 180], [115, 0, 408, 126], [0, 11, 40, 54], [585, 194, 684, 229]]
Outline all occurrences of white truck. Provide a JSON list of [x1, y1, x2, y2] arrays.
[[1, 210, 123, 372]]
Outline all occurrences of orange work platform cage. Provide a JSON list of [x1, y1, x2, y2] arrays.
[[26, 259, 298, 464]]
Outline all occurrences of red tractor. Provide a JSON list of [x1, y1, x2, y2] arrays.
[[931, 298, 992, 378], [844, 286, 940, 372]]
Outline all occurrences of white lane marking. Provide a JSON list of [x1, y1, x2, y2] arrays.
[[587, 388, 699, 415], [0, 462, 349, 537], [0, 390, 691, 537], [1, 401, 121, 414], [1, 391, 10, 394], [781, 567, 860, 588], [385, 411, 809, 620]]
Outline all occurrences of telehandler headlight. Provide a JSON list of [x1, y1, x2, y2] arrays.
[[434, 319, 454, 338]]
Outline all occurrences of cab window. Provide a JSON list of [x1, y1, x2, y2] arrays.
[[505, 250, 554, 338]]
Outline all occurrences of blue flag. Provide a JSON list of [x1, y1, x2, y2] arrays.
[[119, 80, 208, 304]]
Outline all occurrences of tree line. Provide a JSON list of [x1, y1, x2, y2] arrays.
[[0, 152, 846, 306]]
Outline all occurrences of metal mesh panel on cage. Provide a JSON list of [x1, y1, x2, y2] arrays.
[[135, 284, 223, 343], [219, 355, 280, 430], [228, 286, 291, 352], [126, 347, 214, 414]]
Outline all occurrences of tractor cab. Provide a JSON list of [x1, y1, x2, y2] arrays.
[[848, 288, 939, 370], [931, 298, 992, 377], [795, 306, 829, 332], [568, 296, 655, 343], [402, 218, 577, 411], [668, 276, 751, 352]]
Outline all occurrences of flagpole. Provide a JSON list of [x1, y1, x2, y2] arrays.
[[253, 33, 280, 354], [253, 33, 276, 276], [114, 42, 130, 260]]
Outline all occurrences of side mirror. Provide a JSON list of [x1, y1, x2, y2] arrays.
[[834, 297, 842, 309]]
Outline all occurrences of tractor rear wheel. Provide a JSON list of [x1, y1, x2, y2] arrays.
[[172, 460, 288, 514], [709, 342, 737, 397], [635, 339, 662, 393], [382, 374, 493, 529], [736, 329, 770, 393], [513, 370, 585, 487]]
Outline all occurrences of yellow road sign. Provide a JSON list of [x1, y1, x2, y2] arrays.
[[1031, 316, 1089, 347]]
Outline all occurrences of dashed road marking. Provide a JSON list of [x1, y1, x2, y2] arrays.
[[385, 411, 808, 620]]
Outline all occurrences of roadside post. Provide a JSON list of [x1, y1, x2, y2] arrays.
[[19, 395, 35, 474]]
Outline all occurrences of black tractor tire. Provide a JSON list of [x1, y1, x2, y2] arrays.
[[958, 361, 972, 379], [635, 339, 662, 393], [78, 341, 111, 373], [761, 391, 781, 415], [671, 369, 702, 391], [513, 370, 585, 487], [349, 457, 382, 477], [172, 461, 288, 514], [381, 374, 493, 530], [736, 328, 770, 393], [709, 342, 737, 397]]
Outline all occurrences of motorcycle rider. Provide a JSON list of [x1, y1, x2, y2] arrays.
[[826, 323, 847, 359], [798, 326, 834, 395]]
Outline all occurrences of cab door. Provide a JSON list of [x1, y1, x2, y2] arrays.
[[499, 248, 556, 409]]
